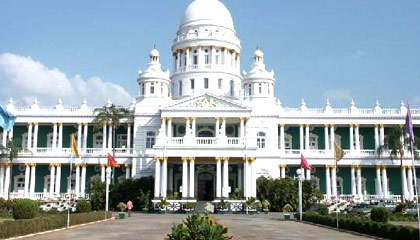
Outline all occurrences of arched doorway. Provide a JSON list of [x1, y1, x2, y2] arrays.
[[197, 172, 214, 200], [198, 130, 214, 138]]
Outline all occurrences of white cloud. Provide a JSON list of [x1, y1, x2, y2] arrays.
[[0, 53, 133, 107], [323, 89, 353, 103]]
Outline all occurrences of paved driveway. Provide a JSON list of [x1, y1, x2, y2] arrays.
[[21, 213, 371, 240]]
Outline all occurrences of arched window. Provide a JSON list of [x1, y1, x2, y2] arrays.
[[193, 50, 198, 65], [204, 49, 209, 64], [146, 131, 156, 149], [215, 49, 221, 64], [257, 132, 266, 148]]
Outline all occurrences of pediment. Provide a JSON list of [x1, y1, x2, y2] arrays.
[[164, 93, 250, 111]]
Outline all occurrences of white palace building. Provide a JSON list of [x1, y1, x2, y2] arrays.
[[0, 0, 419, 205]]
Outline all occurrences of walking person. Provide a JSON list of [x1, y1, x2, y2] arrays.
[[127, 200, 133, 217]]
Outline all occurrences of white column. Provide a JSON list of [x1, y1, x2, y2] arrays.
[[127, 124, 131, 152], [77, 123, 82, 150], [102, 124, 107, 153], [408, 167, 414, 200], [27, 123, 33, 150], [324, 124, 329, 151], [3, 165, 10, 200], [162, 158, 167, 198], [101, 165, 105, 182], [215, 118, 220, 138], [355, 125, 361, 152], [2, 130, 7, 146], [221, 118, 226, 137], [349, 124, 354, 152], [280, 124, 285, 151], [52, 123, 58, 150], [58, 123, 63, 150], [182, 157, 188, 198], [238, 166, 242, 191], [80, 164, 86, 198], [374, 125, 379, 150], [83, 123, 88, 152], [191, 118, 196, 137], [125, 164, 131, 179], [33, 123, 39, 152], [176, 51, 180, 70], [357, 167, 363, 198], [168, 166, 173, 193], [160, 117, 167, 136], [382, 167, 388, 198], [299, 125, 304, 151], [8, 127, 13, 141], [185, 118, 191, 137], [330, 125, 335, 155], [189, 158, 194, 198], [216, 158, 222, 198], [211, 46, 215, 65], [55, 164, 61, 195], [154, 158, 161, 198], [331, 166, 337, 197], [223, 158, 229, 198], [131, 159, 136, 178], [376, 166, 383, 197], [29, 164, 36, 199], [305, 125, 310, 150], [24, 164, 30, 198], [402, 167, 409, 200], [351, 166, 356, 196], [107, 125, 112, 150], [49, 164, 56, 197], [240, 118, 245, 138], [75, 164, 80, 197], [167, 118, 172, 138], [251, 159, 257, 198], [198, 46, 203, 69], [243, 158, 248, 198], [0, 166, 3, 198], [326, 166, 331, 199], [379, 125, 385, 146], [185, 47, 190, 69], [306, 169, 311, 180], [281, 166, 286, 179]]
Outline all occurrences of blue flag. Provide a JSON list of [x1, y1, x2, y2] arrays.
[[0, 105, 16, 131], [405, 105, 415, 144]]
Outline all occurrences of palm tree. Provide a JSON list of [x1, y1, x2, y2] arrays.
[[0, 140, 19, 199], [92, 104, 130, 183]]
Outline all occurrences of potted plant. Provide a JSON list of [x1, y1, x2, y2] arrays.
[[117, 202, 127, 219], [261, 199, 270, 214], [282, 204, 293, 220], [182, 202, 196, 213], [245, 197, 257, 214], [156, 199, 169, 213], [141, 192, 151, 213], [216, 199, 229, 214]]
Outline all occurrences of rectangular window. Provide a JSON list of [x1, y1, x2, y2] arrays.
[[141, 83, 145, 95], [205, 55, 209, 64], [248, 84, 252, 96], [116, 134, 128, 148], [259, 83, 262, 94], [150, 82, 155, 94], [230, 80, 234, 96], [204, 78, 209, 89], [179, 81, 183, 96], [190, 79, 195, 90], [193, 56, 198, 65], [218, 79, 223, 89], [161, 83, 164, 95]]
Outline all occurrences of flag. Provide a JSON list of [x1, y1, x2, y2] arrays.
[[406, 105, 415, 144], [334, 142, 345, 162], [71, 135, 80, 158], [300, 154, 311, 170], [0, 105, 16, 131], [107, 153, 120, 168]]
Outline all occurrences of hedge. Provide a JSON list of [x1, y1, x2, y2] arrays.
[[302, 213, 419, 240], [13, 199, 39, 219], [0, 211, 112, 239]]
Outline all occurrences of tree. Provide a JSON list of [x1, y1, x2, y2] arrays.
[[90, 176, 106, 211], [92, 104, 130, 183], [0, 140, 19, 199], [378, 127, 420, 201]]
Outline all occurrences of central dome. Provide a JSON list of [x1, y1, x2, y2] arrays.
[[180, 0, 235, 31]]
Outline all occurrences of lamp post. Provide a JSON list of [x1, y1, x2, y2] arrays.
[[295, 169, 303, 221], [105, 167, 111, 213]]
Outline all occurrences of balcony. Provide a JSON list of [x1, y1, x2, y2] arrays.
[[18, 148, 134, 157], [160, 137, 248, 149]]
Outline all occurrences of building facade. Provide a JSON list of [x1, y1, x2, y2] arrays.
[[0, 0, 419, 204]]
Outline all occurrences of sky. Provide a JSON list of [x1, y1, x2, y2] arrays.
[[0, 0, 419, 108]]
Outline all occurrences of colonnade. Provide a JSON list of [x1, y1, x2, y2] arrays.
[[0, 163, 11, 199]]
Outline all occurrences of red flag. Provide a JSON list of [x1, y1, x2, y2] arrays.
[[107, 154, 120, 168], [300, 154, 311, 170]]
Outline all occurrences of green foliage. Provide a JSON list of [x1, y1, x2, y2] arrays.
[[117, 202, 127, 212], [12, 199, 38, 219], [316, 205, 329, 215], [183, 202, 197, 210], [245, 197, 256, 208], [261, 199, 270, 210], [0, 198, 14, 212], [229, 188, 242, 200], [167, 213, 232, 240], [217, 199, 228, 210], [76, 200, 92, 213], [0, 211, 111, 239], [282, 204, 293, 213], [370, 207, 389, 223], [110, 176, 154, 211], [138, 190, 152, 209], [257, 176, 322, 212], [90, 176, 106, 211], [395, 202, 413, 213], [303, 213, 419, 240], [389, 213, 417, 221]]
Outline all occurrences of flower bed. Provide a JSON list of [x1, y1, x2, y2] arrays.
[[302, 213, 419, 240], [0, 211, 112, 239]]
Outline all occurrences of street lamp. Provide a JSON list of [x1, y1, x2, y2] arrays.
[[105, 167, 111, 212], [295, 169, 303, 221]]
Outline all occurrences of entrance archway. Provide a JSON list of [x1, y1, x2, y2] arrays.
[[197, 172, 214, 200]]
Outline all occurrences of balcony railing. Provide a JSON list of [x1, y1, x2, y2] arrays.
[[18, 147, 133, 156], [9, 192, 90, 200], [164, 137, 245, 148]]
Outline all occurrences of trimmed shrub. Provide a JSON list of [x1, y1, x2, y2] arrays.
[[76, 200, 92, 213], [371, 207, 389, 223], [0, 211, 111, 239], [12, 199, 38, 219]]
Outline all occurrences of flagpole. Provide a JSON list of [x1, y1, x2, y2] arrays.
[[335, 160, 339, 229], [67, 154, 73, 228], [409, 144, 420, 238]]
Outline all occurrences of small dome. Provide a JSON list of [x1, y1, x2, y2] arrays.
[[150, 48, 160, 57], [254, 47, 264, 57], [180, 0, 234, 31]]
